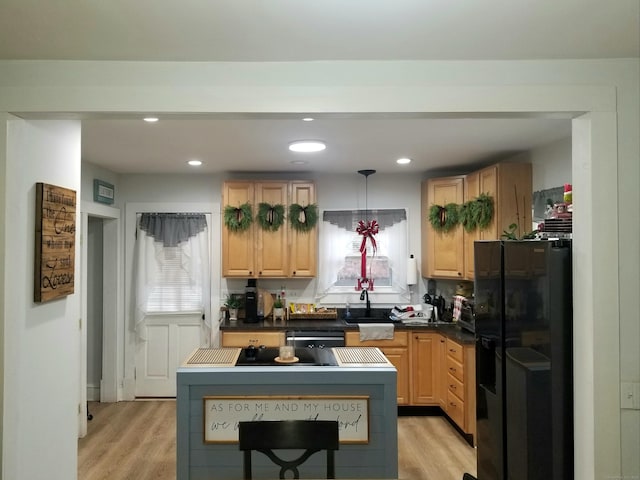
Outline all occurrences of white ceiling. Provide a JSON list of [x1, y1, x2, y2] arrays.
[[1, 0, 637, 174]]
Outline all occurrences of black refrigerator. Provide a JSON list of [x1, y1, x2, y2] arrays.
[[472, 240, 573, 480]]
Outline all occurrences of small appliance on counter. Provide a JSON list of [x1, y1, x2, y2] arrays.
[[244, 279, 258, 323], [423, 293, 447, 322]]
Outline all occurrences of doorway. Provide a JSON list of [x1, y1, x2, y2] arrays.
[[86, 217, 104, 402]]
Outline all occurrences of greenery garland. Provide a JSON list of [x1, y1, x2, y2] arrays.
[[223, 203, 253, 232], [256, 202, 286, 231], [471, 193, 494, 229], [458, 202, 475, 232], [459, 193, 494, 232], [428, 203, 459, 232], [289, 203, 318, 232]]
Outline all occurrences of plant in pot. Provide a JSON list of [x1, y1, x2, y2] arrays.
[[273, 295, 285, 320], [224, 294, 243, 321]]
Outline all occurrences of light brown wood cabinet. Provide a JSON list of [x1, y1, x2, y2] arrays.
[[222, 180, 317, 278], [441, 337, 476, 441], [220, 330, 284, 347], [423, 162, 532, 280], [288, 182, 317, 277], [422, 176, 465, 278], [410, 332, 440, 405], [345, 331, 410, 405]]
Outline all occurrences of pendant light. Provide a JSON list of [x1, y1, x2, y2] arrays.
[[356, 169, 377, 291], [358, 169, 376, 221]]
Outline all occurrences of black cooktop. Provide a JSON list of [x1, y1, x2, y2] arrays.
[[235, 346, 338, 366]]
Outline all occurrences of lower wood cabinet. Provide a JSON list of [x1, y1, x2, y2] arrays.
[[442, 337, 476, 442], [345, 331, 410, 405], [220, 331, 284, 347], [410, 332, 440, 405], [347, 330, 476, 441]]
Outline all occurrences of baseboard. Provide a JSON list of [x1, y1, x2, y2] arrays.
[[87, 384, 101, 402]]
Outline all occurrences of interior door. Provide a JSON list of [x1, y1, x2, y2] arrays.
[[134, 314, 203, 397]]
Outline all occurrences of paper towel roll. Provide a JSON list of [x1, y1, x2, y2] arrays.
[[406, 255, 417, 285]]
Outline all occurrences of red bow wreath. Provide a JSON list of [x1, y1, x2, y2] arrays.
[[356, 219, 379, 291]]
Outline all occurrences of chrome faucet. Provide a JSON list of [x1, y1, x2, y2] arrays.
[[359, 288, 371, 317]]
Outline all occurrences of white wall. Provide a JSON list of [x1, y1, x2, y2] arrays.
[[2, 118, 81, 480], [0, 58, 638, 480]]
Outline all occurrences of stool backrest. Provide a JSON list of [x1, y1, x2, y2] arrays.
[[238, 420, 339, 479]]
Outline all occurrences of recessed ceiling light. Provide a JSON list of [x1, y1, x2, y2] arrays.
[[288, 140, 326, 153], [143, 117, 159, 123], [396, 157, 412, 165], [302, 117, 314, 122], [290, 160, 309, 166], [187, 159, 202, 166]]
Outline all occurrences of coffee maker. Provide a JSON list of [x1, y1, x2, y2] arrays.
[[244, 279, 258, 323]]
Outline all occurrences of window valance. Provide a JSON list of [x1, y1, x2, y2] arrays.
[[138, 213, 207, 247], [322, 209, 406, 232]]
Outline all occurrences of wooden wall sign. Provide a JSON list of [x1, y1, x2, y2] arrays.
[[203, 395, 370, 444], [34, 183, 77, 303]]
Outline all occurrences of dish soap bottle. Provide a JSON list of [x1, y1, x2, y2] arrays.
[[344, 301, 351, 320]]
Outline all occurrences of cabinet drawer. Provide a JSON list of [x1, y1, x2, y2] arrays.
[[221, 331, 284, 347], [345, 331, 408, 347], [446, 355, 464, 383], [447, 372, 464, 400], [446, 338, 464, 363], [446, 389, 465, 427]]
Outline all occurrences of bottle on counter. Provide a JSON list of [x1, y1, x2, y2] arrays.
[[257, 293, 264, 320]]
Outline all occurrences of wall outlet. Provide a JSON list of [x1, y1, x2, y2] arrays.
[[620, 382, 640, 409]]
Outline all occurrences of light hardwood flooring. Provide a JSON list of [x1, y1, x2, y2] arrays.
[[79, 401, 476, 480]]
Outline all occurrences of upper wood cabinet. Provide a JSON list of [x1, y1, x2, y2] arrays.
[[422, 176, 465, 278], [288, 182, 317, 277], [222, 181, 256, 277], [222, 180, 317, 278], [423, 162, 532, 280]]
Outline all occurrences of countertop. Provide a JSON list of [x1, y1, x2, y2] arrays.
[[219, 316, 475, 344]]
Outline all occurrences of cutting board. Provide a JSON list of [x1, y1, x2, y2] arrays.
[[258, 288, 274, 317]]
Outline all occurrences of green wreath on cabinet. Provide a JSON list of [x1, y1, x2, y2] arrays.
[[289, 203, 318, 232], [459, 193, 494, 232], [223, 203, 253, 232], [256, 202, 286, 231], [428, 203, 459, 232]]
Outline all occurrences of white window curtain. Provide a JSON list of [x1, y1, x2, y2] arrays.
[[134, 213, 211, 340], [317, 209, 408, 300]]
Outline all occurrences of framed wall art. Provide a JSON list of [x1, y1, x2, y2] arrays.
[[93, 179, 115, 205], [34, 183, 76, 303]]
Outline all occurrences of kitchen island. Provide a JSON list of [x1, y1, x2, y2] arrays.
[[177, 346, 398, 479], [219, 313, 477, 445]]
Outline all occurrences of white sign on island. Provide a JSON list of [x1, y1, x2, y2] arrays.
[[204, 395, 369, 443]]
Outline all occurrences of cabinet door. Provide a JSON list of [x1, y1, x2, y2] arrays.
[[381, 347, 410, 405], [477, 165, 499, 240], [288, 182, 317, 277], [423, 177, 465, 278], [464, 166, 499, 280], [222, 182, 255, 277], [463, 172, 480, 280], [411, 333, 439, 405], [436, 335, 447, 409], [255, 182, 289, 277]]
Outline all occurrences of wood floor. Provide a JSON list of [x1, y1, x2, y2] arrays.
[[78, 401, 476, 480]]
